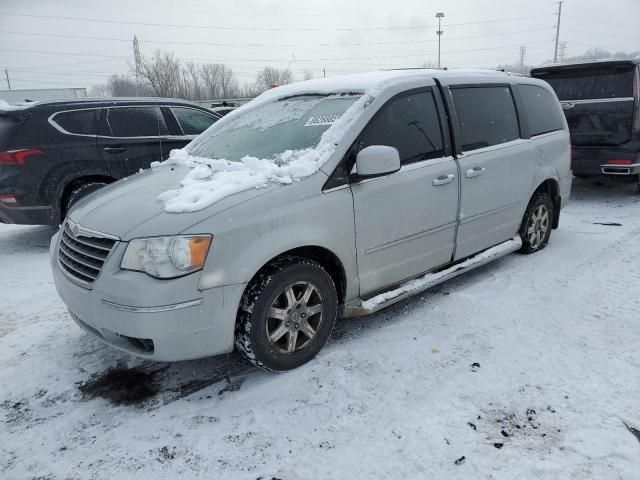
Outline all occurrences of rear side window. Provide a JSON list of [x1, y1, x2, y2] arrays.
[[103, 106, 168, 137], [359, 90, 444, 165], [52, 109, 100, 135], [171, 107, 218, 135], [451, 86, 520, 151], [520, 85, 565, 136], [535, 66, 634, 100]]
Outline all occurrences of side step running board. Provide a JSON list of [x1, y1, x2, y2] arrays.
[[343, 236, 523, 317]]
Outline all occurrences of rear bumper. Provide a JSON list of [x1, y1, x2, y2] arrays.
[[50, 231, 246, 361], [600, 163, 640, 176], [572, 146, 640, 176], [0, 204, 54, 225]]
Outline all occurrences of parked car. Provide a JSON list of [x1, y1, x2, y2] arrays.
[[210, 106, 236, 116], [0, 98, 221, 225], [50, 70, 571, 371], [531, 58, 640, 183]]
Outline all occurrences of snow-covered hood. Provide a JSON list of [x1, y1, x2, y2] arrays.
[[67, 165, 279, 240]]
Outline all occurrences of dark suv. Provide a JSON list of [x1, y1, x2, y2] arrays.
[[0, 98, 221, 225], [531, 58, 640, 182]]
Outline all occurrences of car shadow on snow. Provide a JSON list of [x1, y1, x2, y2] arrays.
[[0, 224, 58, 253]]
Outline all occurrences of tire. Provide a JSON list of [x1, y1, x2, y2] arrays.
[[518, 192, 554, 254], [235, 256, 338, 372], [63, 181, 108, 219]]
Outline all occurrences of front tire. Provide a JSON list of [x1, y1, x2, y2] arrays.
[[518, 192, 554, 254], [235, 257, 338, 371]]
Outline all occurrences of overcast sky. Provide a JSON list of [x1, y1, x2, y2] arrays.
[[0, 0, 638, 91]]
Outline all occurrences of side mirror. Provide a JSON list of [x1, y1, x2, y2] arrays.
[[354, 145, 401, 181]]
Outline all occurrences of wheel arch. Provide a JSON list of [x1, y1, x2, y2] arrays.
[[532, 178, 561, 229], [58, 174, 117, 221], [242, 245, 348, 307]]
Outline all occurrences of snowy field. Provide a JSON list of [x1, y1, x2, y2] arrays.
[[1, 178, 640, 479]]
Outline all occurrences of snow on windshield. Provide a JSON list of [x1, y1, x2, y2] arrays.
[[155, 92, 371, 213]]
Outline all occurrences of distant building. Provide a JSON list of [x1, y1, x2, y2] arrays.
[[0, 87, 87, 104]]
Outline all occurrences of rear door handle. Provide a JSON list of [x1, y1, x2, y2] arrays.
[[432, 174, 455, 186], [103, 147, 126, 154], [465, 167, 486, 178]]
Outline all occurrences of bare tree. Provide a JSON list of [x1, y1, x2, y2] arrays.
[[302, 70, 314, 81], [138, 50, 182, 97], [107, 74, 138, 96], [88, 83, 111, 97], [255, 67, 293, 91]]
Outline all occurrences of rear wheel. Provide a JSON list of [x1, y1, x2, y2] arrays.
[[518, 192, 554, 254], [62, 181, 108, 219], [235, 257, 338, 371]]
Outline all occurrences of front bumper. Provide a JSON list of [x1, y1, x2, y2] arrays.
[[50, 231, 246, 362]]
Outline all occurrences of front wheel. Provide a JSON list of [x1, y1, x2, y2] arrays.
[[235, 257, 338, 371], [518, 192, 554, 254]]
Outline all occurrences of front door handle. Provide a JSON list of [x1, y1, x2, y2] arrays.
[[432, 174, 455, 186], [103, 147, 126, 154], [466, 167, 486, 178]]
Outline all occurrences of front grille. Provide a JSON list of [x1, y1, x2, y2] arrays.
[[58, 223, 116, 284]]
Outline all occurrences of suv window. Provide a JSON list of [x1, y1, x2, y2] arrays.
[[359, 90, 444, 165], [451, 86, 519, 151], [52, 109, 100, 135], [520, 85, 564, 136], [171, 107, 218, 135], [103, 106, 168, 137]]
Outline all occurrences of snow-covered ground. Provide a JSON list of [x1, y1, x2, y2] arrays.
[[1, 178, 640, 479]]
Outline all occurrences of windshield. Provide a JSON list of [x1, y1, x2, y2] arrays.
[[536, 66, 634, 101], [187, 94, 361, 162]]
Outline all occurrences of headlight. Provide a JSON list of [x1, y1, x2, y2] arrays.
[[121, 235, 212, 279]]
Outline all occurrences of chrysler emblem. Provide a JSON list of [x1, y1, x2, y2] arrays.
[[68, 220, 79, 237], [561, 102, 576, 110]]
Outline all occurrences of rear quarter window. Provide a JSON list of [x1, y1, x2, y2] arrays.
[[51, 109, 100, 135], [451, 86, 520, 151], [103, 106, 169, 137], [171, 107, 218, 135], [520, 85, 565, 136]]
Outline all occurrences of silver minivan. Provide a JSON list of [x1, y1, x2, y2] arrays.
[[50, 70, 572, 371]]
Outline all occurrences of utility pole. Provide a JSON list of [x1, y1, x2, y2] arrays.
[[559, 41, 567, 63], [553, 1, 563, 63], [133, 35, 142, 96], [519, 45, 527, 71], [4, 68, 10, 90], [323, 67, 326, 78], [436, 12, 445, 69]]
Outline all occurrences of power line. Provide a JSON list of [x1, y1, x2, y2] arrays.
[[0, 11, 430, 31], [0, 11, 555, 33], [0, 27, 555, 49], [564, 15, 637, 30], [563, 28, 640, 42]]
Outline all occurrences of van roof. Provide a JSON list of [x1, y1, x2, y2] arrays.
[[256, 68, 527, 102]]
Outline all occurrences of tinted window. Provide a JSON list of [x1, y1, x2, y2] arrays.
[[451, 86, 519, 151], [104, 106, 168, 137], [171, 107, 218, 135], [359, 90, 444, 165], [520, 85, 564, 136], [534, 66, 634, 100], [53, 109, 99, 135]]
